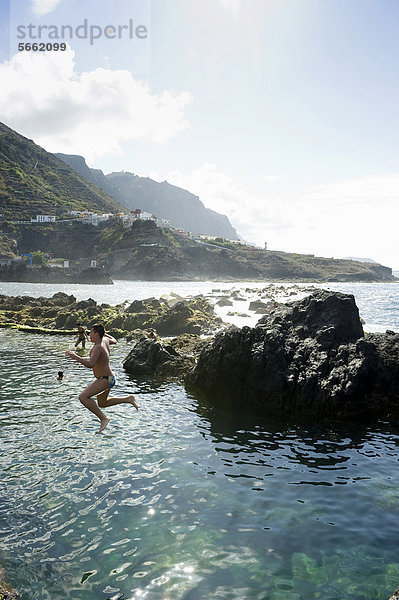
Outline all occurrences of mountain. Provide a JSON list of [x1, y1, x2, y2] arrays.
[[55, 153, 239, 239], [0, 123, 128, 220]]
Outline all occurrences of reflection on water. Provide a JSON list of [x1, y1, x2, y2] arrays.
[[1, 329, 399, 599]]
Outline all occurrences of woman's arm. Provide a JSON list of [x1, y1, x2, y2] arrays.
[[104, 332, 117, 345]]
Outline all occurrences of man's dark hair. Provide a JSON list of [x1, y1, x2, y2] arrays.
[[92, 323, 105, 338]]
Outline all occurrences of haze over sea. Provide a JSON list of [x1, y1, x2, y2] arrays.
[[1, 280, 399, 600]]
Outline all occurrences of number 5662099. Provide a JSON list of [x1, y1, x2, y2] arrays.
[[18, 42, 67, 51]]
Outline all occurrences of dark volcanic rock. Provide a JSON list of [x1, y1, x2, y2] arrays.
[[154, 299, 221, 336], [123, 337, 196, 380], [127, 298, 163, 313], [0, 263, 113, 284], [186, 290, 399, 418]]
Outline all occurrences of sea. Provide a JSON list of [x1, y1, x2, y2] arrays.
[[1, 280, 399, 600]]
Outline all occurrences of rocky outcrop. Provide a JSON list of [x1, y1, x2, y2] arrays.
[[0, 263, 112, 284], [185, 290, 399, 418], [123, 334, 207, 381], [0, 292, 222, 337]]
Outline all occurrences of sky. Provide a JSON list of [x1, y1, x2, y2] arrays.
[[0, 0, 399, 268]]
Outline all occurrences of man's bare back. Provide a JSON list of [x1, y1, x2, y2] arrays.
[[65, 323, 138, 433], [90, 337, 113, 378]]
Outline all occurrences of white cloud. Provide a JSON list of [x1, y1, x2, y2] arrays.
[[150, 166, 399, 269], [302, 175, 399, 206], [30, 0, 63, 16], [150, 163, 290, 244], [286, 175, 399, 267], [218, 0, 242, 16], [264, 175, 280, 183], [0, 49, 192, 161]]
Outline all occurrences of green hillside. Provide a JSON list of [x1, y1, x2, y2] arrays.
[[0, 122, 127, 220]]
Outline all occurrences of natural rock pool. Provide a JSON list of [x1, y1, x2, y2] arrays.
[[2, 328, 399, 599]]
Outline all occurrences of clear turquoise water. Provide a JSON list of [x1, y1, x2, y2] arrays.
[[2, 327, 399, 600], [1, 281, 399, 599]]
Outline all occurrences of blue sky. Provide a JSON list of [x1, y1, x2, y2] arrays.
[[1, 0, 399, 268]]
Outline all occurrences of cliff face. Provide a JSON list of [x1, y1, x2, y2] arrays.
[[0, 122, 127, 220], [106, 173, 239, 240], [1, 219, 396, 282], [55, 153, 239, 240], [55, 153, 110, 190]]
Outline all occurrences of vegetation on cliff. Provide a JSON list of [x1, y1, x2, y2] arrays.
[[0, 122, 127, 220]]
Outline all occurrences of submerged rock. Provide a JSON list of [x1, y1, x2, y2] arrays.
[[185, 290, 399, 419], [215, 297, 233, 307]]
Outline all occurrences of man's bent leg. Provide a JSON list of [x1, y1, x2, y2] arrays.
[[105, 394, 139, 410], [97, 386, 138, 410], [79, 379, 111, 433]]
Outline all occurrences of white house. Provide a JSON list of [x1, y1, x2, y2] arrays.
[[157, 218, 171, 228], [31, 215, 56, 223], [87, 214, 99, 226], [140, 212, 156, 221], [98, 213, 114, 223]]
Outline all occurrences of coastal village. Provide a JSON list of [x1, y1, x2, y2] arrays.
[[0, 208, 252, 269]]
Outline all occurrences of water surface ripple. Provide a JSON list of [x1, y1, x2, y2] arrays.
[[1, 328, 399, 599]]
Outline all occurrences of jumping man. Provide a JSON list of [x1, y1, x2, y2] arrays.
[[65, 323, 138, 433]]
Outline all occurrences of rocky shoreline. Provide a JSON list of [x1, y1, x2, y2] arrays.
[[2, 287, 399, 413], [0, 264, 113, 285], [186, 290, 399, 419], [0, 291, 223, 338]]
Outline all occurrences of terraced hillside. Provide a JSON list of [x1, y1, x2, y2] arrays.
[[0, 122, 127, 220]]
